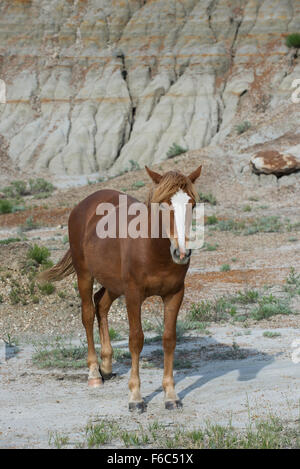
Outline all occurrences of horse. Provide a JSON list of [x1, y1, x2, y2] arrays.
[[39, 165, 202, 412]]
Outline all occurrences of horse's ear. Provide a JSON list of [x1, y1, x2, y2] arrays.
[[145, 166, 162, 184], [188, 165, 202, 183]]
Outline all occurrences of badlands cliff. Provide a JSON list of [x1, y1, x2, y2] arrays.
[[0, 0, 300, 178]]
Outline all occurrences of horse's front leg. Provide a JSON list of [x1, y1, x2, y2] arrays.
[[162, 287, 184, 409], [126, 290, 146, 413]]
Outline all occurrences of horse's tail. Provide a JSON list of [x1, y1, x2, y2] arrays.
[[38, 249, 75, 282]]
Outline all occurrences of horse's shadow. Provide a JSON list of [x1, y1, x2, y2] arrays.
[[116, 335, 275, 405]]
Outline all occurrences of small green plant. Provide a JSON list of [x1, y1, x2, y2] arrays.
[[0, 237, 22, 245], [38, 282, 55, 295], [220, 264, 231, 272], [286, 33, 300, 48], [19, 216, 39, 232], [206, 215, 218, 225], [284, 267, 300, 296], [166, 143, 187, 158], [48, 431, 69, 449], [0, 199, 14, 214], [129, 160, 140, 171], [131, 181, 145, 189], [109, 327, 122, 341], [29, 178, 55, 195], [199, 192, 217, 205], [250, 296, 291, 320], [62, 235, 69, 245], [113, 348, 131, 361], [33, 337, 88, 369], [263, 331, 281, 338], [27, 244, 50, 265], [243, 205, 252, 212], [235, 121, 251, 135]]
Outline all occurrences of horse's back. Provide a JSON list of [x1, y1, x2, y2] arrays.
[[68, 189, 138, 294]]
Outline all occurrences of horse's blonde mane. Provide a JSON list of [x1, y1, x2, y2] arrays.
[[148, 171, 199, 205]]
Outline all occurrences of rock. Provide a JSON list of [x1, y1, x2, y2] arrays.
[[250, 151, 300, 177], [0, 0, 299, 175]]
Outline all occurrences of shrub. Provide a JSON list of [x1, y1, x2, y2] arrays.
[[166, 143, 187, 158], [0, 199, 13, 214], [27, 244, 50, 264], [199, 192, 217, 205], [235, 121, 251, 135], [286, 33, 300, 48], [28, 178, 55, 194], [206, 215, 218, 225], [38, 282, 55, 295]]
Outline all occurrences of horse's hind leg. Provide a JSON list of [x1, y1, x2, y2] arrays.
[[94, 288, 117, 380], [78, 273, 102, 388]]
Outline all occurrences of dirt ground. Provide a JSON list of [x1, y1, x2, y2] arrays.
[[0, 151, 300, 448]]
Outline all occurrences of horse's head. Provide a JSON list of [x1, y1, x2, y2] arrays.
[[146, 165, 202, 265]]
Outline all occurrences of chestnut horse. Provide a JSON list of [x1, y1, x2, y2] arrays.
[[39, 165, 201, 412]]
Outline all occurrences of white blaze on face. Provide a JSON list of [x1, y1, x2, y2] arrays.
[[171, 189, 190, 257]]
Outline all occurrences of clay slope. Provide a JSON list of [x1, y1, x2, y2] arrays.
[[0, 0, 300, 177]]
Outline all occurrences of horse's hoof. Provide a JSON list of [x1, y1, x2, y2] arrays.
[[129, 401, 147, 413], [88, 378, 103, 388], [165, 399, 183, 410], [99, 369, 117, 381]]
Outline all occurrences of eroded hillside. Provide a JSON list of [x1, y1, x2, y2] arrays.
[[0, 0, 300, 179]]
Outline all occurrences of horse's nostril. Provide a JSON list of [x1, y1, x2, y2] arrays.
[[175, 248, 180, 257]]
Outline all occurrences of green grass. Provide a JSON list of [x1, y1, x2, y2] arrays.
[[220, 264, 231, 272], [28, 178, 55, 195], [131, 181, 145, 189], [206, 215, 218, 225], [48, 432, 70, 449], [109, 327, 122, 341], [0, 237, 22, 245], [189, 287, 294, 323], [27, 244, 50, 264], [32, 338, 88, 369], [166, 143, 187, 158], [286, 33, 300, 48], [263, 331, 281, 338], [38, 282, 56, 295], [250, 295, 291, 320], [54, 415, 300, 449], [208, 216, 300, 235]]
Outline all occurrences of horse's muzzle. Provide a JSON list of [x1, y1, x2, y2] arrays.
[[170, 246, 192, 265]]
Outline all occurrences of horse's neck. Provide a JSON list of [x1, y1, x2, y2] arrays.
[[147, 207, 170, 252]]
